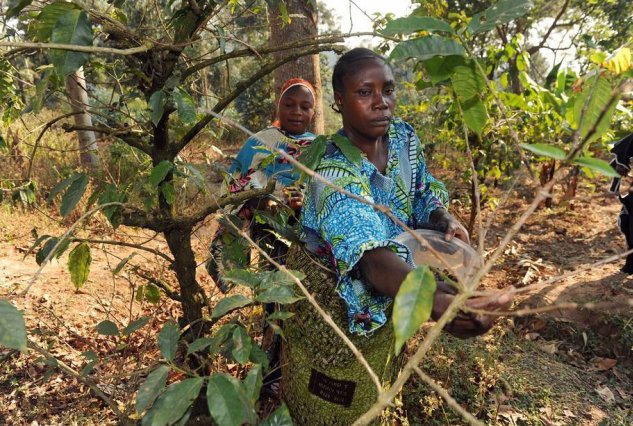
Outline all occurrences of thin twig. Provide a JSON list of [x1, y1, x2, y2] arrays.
[[413, 365, 484, 426], [71, 237, 174, 264], [26, 112, 82, 181], [464, 297, 633, 317], [27, 340, 132, 424], [0, 41, 151, 55]]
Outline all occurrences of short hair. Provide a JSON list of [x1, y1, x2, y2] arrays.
[[332, 48, 391, 93]]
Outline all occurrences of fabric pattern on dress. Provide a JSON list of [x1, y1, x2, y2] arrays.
[[301, 118, 448, 335]]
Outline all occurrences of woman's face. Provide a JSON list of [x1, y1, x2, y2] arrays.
[[277, 85, 315, 134], [335, 59, 396, 144]]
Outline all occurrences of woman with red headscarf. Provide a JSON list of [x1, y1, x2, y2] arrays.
[[206, 78, 317, 292]]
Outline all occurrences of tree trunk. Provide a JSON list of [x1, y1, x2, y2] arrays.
[[539, 160, 556, 208], [65, 69, 100, 172], [268, 0, 324, 134], [164, 226, 206, 338]]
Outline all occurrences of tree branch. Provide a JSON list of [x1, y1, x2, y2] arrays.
[[119, 182, 276, 231], [413, 365, 484, 426], [131, 267, 182, 302], [527, 0, 570, 55], [70, 237, 174, 264], [0, 41, 150, 56], [180, 34, 345, 81], [26, 112, 84, 181], [60, 123, 151, 155], [28, 340, 132, 425]]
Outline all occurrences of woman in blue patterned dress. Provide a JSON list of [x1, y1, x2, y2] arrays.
[[301, 48, 513, 337], [207, 78, 317, 291]]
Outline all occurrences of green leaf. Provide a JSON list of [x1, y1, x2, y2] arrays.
[[48, 173, 81, 203], [180, 163, 206, 189], [255, 286, 303, 304], [113, 252, 136, 275], [382, 16, 454, 36], [80, 350, 98, 376], [23, 234, 52, 261], [222, 269, 260, 289], [267, 311, 295, 321], [145, 284, 161, 303], [150, 161, 173, 187], [459, 96, 488, 136], [6, 0, 33, 19], [468, 0, 534, 34], [36, 237, 58, 265], [143, 377, 203, 426], [297, 135, 328, 172], [231, 327, 252, 364], [68, 242, 91, 290], [0, 299, 27, 352], [186, 337, 213, 355], [390, 35, 466, 61], [149, 90, 167, 127], [36, 2, 80, 41], [160, 182, 175, 205], [243, 364, 262, 404], [521, 143, 566, 160], [248, 343, 269, 371], [573, 157, 619, 178], [96, 320, 119, 336], [203, 323, 237, 355], [572, 76, 620, 144], [261, 403, 293, 426], [423, 55, 465, 84], [98, 185, 127, 229], [206, 373, 256, 426], [60, 173, 88, 217], [136, 364, 170, 414], [50, 9, 93, 76], [211, 295, 254, 319], [173, 88, 197, 123], [158, 321, 180, 361], [122, 316, 149, 336], [451, 64, 487, 102], [28, 71, 51, 114], [393, 266, 436, 354], [332, 134, 362, 167]]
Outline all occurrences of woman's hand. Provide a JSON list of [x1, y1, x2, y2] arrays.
[[432, 282, 514, 339], [429, 208, 470, 244], [283, 186, 304, 211]]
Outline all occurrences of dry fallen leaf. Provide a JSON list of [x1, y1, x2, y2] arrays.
[[593, 357, 617, 371], [538, 341, 559, 354], [596, 386, 616, 404], [563, 409, 576, 418], [524, 332, 540, 341]]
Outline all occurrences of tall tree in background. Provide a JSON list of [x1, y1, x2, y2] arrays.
[[65, 69, 100, 172], [268, 0, 324, 133]]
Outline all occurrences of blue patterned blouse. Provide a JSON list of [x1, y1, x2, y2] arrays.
[[301, 118, 449, 335]]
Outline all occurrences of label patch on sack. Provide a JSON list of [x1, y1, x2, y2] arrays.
[[308, 368, 356, 406]]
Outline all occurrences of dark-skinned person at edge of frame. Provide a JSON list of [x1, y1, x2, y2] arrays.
[[280, 47, 515, 424]]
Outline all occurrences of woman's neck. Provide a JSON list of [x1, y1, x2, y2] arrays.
[[343, 129, 388, 173]]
